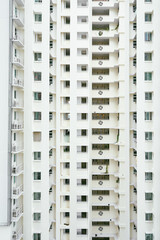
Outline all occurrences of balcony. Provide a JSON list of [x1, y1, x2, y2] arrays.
[[12, 227, 23, 240], [14, 0, 25, 7], [92, 15, 118, 24], [12, 205, 23, 222], [12, 34, 24, 47], [12, 163, 23, 176], [13, 56, 24, 68], [92, 0, 119, 9], [92, 29, 118, 38], [13, 12, 24, 27], [12, 145, 24, 153], [12, 185, 23, 199], [12, 78, 24, 88], [12, 100, 24, 109], [12, 122, 24, 130]]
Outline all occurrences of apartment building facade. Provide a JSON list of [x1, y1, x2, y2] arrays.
[[0, 0, 159, 240]]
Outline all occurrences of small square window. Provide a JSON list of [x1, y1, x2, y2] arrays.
[[145, 13, 152, 22], [34, 92, 42, 100], [145, 72, 152, 81], [81, 113, 87, 120], [145, 234, 153, 240], [34, 112, 41, 120], [65, 65, 70, 72], [81, 98, 87, 104], [145, 112, 152, 120], [81, 66, 87, 71], [33, 132, 41, 142], [35, 13, 42, 22], [65, 33, 70, 40], [35, 33, 42, 42], [81, 82, 87, 87], [65, 49, 70, 56], [33, 213, 41, 221], [34, 52, 42, 61], [145, 132, 152, 141], [34, 152, 41, 160], [34, 172, 41, 180], [145, 172, 153, 181], [145, 213, 153, 221], [35, 0, 42, 2], [33, 233, 41, 240], [64, 195, 70, 201], [144, 52, 152, 61], [33, 192, 41, 200], [145, 152, 152, 160], [145, 92, 152, 100], [145, 193, 153, 201], [34, 72, 42, 81], [145, 32, 152, 41]]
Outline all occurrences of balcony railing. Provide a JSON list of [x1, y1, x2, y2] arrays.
[[13, 78, 24, 87], [12, 145, 24, 153], [12, 227, 23, 240], [12, 100, 24, 109], [12, 163, 23, 175], [13, 34, 24, 46], [12, 206, 23, 219], [13, 185, 23, 197], [12, 122, 24, 130], [13, 11, 24, 26], [13, 56, 24, 67]]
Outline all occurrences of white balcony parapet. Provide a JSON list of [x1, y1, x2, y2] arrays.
[[13, 185, 23, 197], [12, 227, 23, 240], [13, 56, 24, 67], [12, 163, 23, 175], [13, 78, 24, 88], [12, 145, 24, 153], [12, 34, 24, 47], [12, 206, 23, 221], [13, 11, 24, 27], [12, 122, 24, 130], [12, 100, 24, 109]]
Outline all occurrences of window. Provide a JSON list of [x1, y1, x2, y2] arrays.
[[65, 49, 70, 56], [65, 65, 70, 72], [64, 162, 70, 168], [77, 229, 87, 235], [81, 49, 87, 55], [33, 233, 41, 240], [33, 132, 41, 142], [145, 112, 152, 120], [34, 72, 42, 81], [145, 172, 153, 181], [145, 213, 153, 221], [81, 82, 87, 87], [81, 98, 87, 104], [33, 213, 41, 221], [34, 52, 42, 61], [145, 13, 152, 22], [81, 130, 87, 136], [34, 152, 41, 160], [145, 234, 153, 240], [92, 128, 109, 135], [77, 162, 87, 169], [145, 92, 152, 100], [35, 13, 42, 22], [13, 133, 16, 141], [64, 81, 70, 88], [64, 146, 70, 152], [92, 98, 109, 105], [145, 132, 152, 140], [145, 72, 152, 81], [64, 229, 70, 234], [34, 92, 42, 100], [77, 179, 87, 186], [65, 33, 70, 40], [34, 112, 41, 120], [77, 212, 87, 218], [65, 1, 70, 8], [64, 195, 70, 201], [33, 192, 41, 200], [64, 212, 70, 217], [81, 113, 87, 120], [65, 17, 70, 24], [92, 144, 109, 150], [77, 195, 87, 202], [144, 52, 152, 61], [81, 65, 87, 71], [145, 0, 152, 2], [145, 32, 152, 41], [64, 179, 70, 185], [35, 33, 42, 42], [145, 152, 153, 160], [35, 0, 42, 2], [49, 112, 53, 121], [145, 193, 153, 201], [34, 172, 41, 180]]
